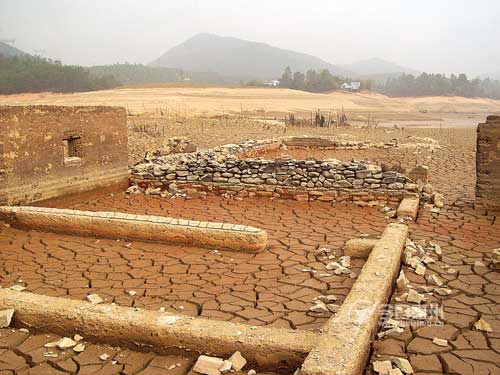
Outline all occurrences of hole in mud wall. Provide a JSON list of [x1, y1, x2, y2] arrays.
[[63, 135, 83, 164]]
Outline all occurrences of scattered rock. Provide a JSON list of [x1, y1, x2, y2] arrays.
[[489, 248, 500, 269], [432, 337, 448, 347], [415, 264, 426, 276], [57, 337, 77, 349], [338, 255, 351, 268], [74, 334, 83, 342], [406, 289, 425, 304], [432, 192, 444, 208], [0, 309, 14, 328], [396, 271, 409, 290], [316, 294, 337, 303], [228, 351, 247, 371], [435, 287, 452, 296], [73, 343, 85, 353], [426, 274, 443, 287], [474, 318, 493, 332], [219, 360, 232, 373], [378, 326, 404, 338], [100, 353, 110, 361], [325, 261, 341, 270], [247, 370, 256, 375], [392, 357, 413, 374], [87, 294, 104, 304], [125, 185, 141, 194], [309, 301, 330, 314], [192, 355, 225, 375], [430, 242, 442, 256], [405, 306, 426, 320], [373, 360, 393, 374]]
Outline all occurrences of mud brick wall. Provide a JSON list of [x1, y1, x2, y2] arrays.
[[0, 105, 128, 205], [476, 115, 500, 210]]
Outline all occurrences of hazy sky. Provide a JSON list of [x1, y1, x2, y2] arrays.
[[1, 0, 499, 76]]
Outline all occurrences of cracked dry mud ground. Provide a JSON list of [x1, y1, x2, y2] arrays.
[[366, 202, 500, 375], [0, 327, 288, 375], [0, 327, 198, 375], [0, 197, 389, 331]]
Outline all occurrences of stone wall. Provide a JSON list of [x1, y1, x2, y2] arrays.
[[0, 105, 128, 205], [130, 139, 419, 203], [476, 115, 500, 210]]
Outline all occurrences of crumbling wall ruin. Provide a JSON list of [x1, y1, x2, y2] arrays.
[[0, 105, 128, 205], [476, 115, 500, 210], [130, 139, 420, 203]]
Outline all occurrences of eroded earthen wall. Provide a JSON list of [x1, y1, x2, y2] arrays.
[[0, 105, 128, 205], [476, 115, 500, 210]]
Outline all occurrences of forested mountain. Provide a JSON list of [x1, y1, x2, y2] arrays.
[[150, 33, 353, 79], [0, 55, 117, 94], [0, 41, 28, 57]]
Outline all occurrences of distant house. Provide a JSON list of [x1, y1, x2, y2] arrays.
[[350, 82, 361, 91], [341, 82, 361, 92], [264, 80, 280, 87]]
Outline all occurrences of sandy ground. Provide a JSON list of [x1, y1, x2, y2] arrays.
[[1, 87, 500, 126]]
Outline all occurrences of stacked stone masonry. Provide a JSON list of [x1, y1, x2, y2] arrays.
[[131, 137, 420, 202]]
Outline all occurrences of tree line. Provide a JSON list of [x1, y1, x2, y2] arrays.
[[0, 55, 118, 94], [278, 67, 372, 92], [276, 66, 500, 99], [379, 73, 500, 99]]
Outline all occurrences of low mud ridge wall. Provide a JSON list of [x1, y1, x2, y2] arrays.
[[131, 139, 419, 203], [476, 115, 500, 211], [0, 288, 315, 369], [0, 206, 267, 252], [300, 223, 409, 375]]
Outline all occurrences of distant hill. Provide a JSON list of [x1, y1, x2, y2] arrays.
[[342, 58, 419, 76], [0, 41, 28, 57], [150, 33, 353, 79]]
